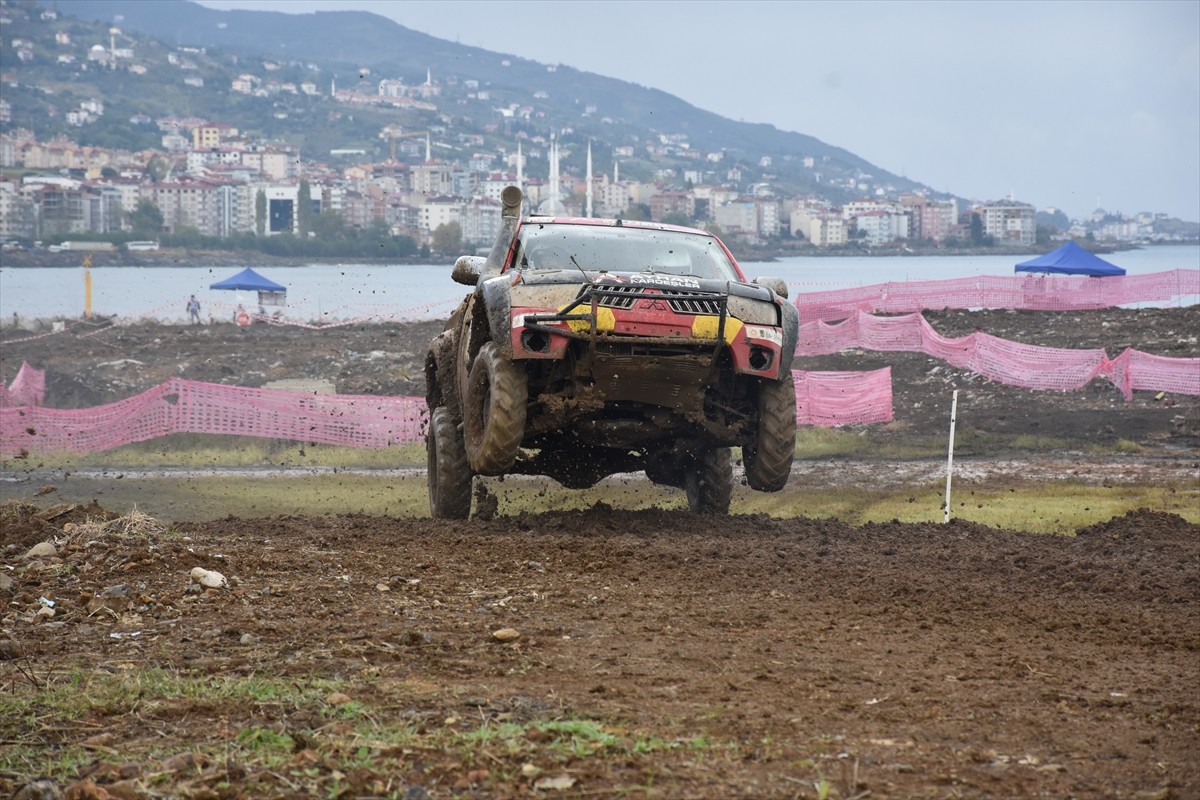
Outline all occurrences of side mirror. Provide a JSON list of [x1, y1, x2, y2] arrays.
[[452, 255, 486, 286], [753, 276, 788, 299]]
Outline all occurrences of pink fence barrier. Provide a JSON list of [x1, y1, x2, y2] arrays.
[[0, 362, 46, 408], [795, 368, 893, 427], [794, 269, 1200, 322], [1, 369, 895, 455], [795, 310, 1200, 400], [1, 378, 427, 457]]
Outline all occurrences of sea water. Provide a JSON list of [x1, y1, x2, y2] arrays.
[[1, 245, 1196, 323]]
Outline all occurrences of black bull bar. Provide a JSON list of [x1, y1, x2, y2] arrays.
[[519, 284, 731, 363]]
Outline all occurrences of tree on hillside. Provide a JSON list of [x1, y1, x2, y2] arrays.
[[661, 212, 691, 227], [255, 189, 267, 237], [311, 208, 348, 239], [969, 213, 986, 246], [431, 221, 462, 254], [146, 157, 171, 183], [622, 203, 652, 221], [297, 179, 313, 236], [126, 199, 164, 237]]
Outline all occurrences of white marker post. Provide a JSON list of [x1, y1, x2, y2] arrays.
[[944, 389, 959, 524]]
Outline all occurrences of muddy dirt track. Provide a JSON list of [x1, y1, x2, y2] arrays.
[[2, 307, 1199, 798], [2, 502, 1198, 800]]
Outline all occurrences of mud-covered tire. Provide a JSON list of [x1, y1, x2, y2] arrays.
[[427, 406, 472, 519], [644, 451, 682, 488], [684, 447, 733, 514], [744, 371, 797, 492], [463, 341, 528, 475]]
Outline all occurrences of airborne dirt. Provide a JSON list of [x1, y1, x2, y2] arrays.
[[1, 307, 1199, 799]]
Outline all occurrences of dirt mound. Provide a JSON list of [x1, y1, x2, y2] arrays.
[[0, 498, 121, 550], [3, 501, 1197, 799]]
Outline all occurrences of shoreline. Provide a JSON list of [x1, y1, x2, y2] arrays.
[[0, 241, 1164, 269]]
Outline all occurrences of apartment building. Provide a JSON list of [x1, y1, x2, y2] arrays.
[[854, 210, 910, 245], [239, 147, 292, 181], [146, 179, 221, 236], [410, 162, 455, 197], [459, 197, 503, 247], [650, 190, 693, 222], [384, 197, 420, 239], [975, 199, 1035, 245], [419, 195, 461, 237], [0, 179, 36, 240], [18, 177, 124, 236], [792, 210, 848, 247], [340, 190, 384, 230], [900, 195, 958, 242], [187, 147, 244, 174], [714, 201, 758, 235], [192, 123, 239, 149], [215, 182, 258, 237]]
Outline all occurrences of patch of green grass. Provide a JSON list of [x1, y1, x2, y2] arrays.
[[804, 481, 1200, 534], [4, 466, 1196, 531], [236, 726, 295, 753], [1008, 434, 1078, 451], [1, 665, 738, 792], [791, 428, 875, 459], [0, 744, 93, 782]]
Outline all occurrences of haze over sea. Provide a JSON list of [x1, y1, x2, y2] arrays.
[[2, 246, 1197, 324]]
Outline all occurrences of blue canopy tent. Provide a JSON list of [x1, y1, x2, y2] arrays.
[[1015, 241, 1126, 277], [209, 267, 287, 306]]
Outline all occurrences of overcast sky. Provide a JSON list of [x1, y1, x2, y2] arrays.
[[194, 0, 1200, 222]]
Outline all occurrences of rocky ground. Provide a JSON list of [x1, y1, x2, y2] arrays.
[[1, 307, 1198, 799]]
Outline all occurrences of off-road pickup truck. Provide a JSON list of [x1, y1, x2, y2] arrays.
[[425, 186, 798, 517]]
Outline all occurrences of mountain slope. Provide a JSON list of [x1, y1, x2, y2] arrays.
[[52, 0, 921, 198]]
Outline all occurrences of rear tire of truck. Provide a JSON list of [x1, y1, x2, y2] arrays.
[[428, 406, 472, 519], [685, 447, 732, 514], [464, 341, 528, 475], [744, 371, 797, 492]]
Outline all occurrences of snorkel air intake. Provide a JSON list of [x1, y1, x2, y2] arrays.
[[484, 185, 524, 275]]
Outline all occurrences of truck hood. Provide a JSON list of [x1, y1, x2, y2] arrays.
[[511, 269, 778, 304]]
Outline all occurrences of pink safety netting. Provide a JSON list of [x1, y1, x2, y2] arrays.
[[0, 362, 46, 407], [795, 310, 1200, 400], [795, 368, 893, 427], [1, 371, 895, 456], [794, 269, 1200, 322], [1, 378, 427, 456]]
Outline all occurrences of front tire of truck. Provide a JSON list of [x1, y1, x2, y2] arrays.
[[428, 406, 472, 519], [464, 341, 528, 475], [685, 447, 733, 514], [744, 371, 797, 492]]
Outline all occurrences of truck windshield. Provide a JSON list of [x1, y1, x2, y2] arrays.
[[512, 223, 740, 280]]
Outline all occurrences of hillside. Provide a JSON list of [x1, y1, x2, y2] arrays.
[[8, 0, 930, 204]]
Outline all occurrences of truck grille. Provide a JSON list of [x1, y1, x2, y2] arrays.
[[581, 286, 724, 315]]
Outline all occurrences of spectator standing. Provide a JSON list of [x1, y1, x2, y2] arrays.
[[186, 295, 202, 324]]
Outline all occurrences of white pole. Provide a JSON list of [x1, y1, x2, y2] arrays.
[[943, 389, 959, 524]]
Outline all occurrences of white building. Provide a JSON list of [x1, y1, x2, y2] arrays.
[[854, 211, 910, 245], [976, 200, 1035, 246]]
